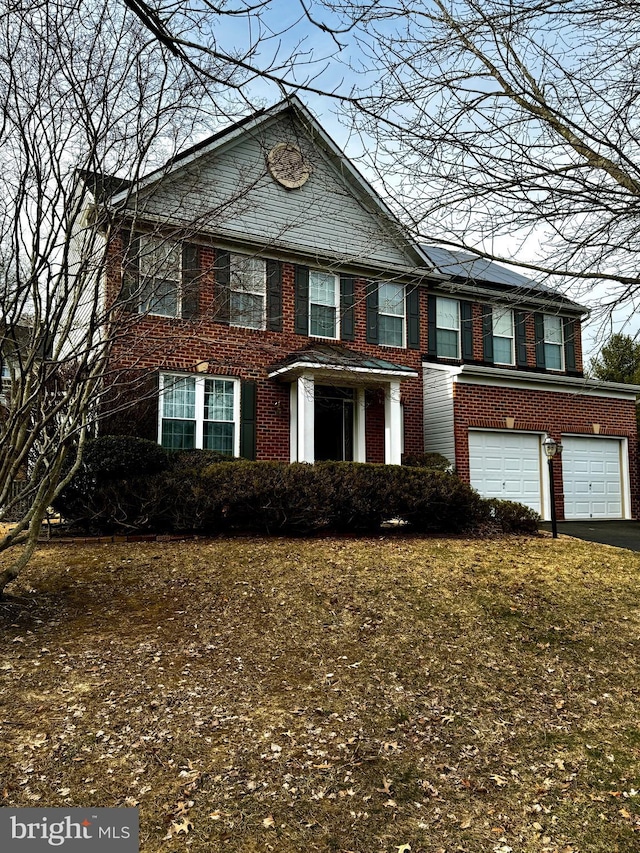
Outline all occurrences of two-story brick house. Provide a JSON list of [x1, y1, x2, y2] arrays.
[[91, 96, 639, 522]]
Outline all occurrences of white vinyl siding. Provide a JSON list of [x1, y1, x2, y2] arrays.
[[132, 113, 418, 270], [309, 271, 339, 339], [229, 253, 266, 329], [436, 297, 460, 359], [423, 368, 455, 463], [562, 436, 624, 519], [543, 315, 564, 370], [378, 282, 405, 347], [159, 373, 240, 455], [492, 309, 514, 365]]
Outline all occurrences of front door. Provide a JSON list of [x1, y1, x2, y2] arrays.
[[314, 386, 354, 461]]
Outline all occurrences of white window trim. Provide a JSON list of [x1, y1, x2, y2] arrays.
[[229, 252, 267, 330], [158, 372, 241, 456], [492, 308, 515, 366], [379, 282, 406, 348], [436, 296, 460, 359], [543, 315, 565, 371], [309, 270, 340, 340]]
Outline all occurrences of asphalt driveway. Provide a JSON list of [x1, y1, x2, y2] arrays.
[[539, 520, 640, 551]]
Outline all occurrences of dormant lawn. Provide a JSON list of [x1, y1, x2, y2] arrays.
[[1, 534, 639, 852]]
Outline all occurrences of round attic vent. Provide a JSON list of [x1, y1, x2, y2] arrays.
[[267, 142, 311, 189]]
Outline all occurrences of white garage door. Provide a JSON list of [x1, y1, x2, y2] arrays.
[[562, 436, 623, 520], [468, 431, 543, 515]]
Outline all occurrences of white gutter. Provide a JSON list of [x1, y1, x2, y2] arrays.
[[269, 361, 418, 381], [423, 361, 640, 400]]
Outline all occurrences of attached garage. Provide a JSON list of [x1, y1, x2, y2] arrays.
[[562, 436, 626, 520], [468, 430, 544, 516]]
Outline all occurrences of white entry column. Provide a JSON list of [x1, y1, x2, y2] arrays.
[[384, 380, 402, 465], [353, 387, 367, 462], [290, 372, 315, 463]]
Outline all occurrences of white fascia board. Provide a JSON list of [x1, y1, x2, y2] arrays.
[[423, 362, 640, 400], [268, 361, 418, 382]]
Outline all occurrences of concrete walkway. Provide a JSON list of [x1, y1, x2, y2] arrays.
[[539, 520, 640, 551]]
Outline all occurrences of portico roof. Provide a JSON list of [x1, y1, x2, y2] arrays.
[[267, 344, 419, 382]]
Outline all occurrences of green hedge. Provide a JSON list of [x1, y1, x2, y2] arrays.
[[53, 437, 540, 536]]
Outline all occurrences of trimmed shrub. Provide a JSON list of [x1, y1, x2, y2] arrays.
[[53, 436, 170, 532], [485, 498, 541, 534], [402, 451, 453, 472], [54, 447, 540, 538]]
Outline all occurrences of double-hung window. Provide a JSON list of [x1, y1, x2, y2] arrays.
[[492, 309, 514, 365], [309, 271, 339, 338], [229, 253, 266, 329], [159, 373, 240, 455], [378, 282, 405, 347], [435, 297, 460, 358], [139, 237, 181, 317], [543, 315, 564, 370]]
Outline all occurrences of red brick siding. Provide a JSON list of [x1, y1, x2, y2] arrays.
[[453, 382, 638, 519], [105, 236, 424, 459]]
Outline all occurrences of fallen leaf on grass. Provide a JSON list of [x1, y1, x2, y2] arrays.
[[490, 775, 509, 787], [263, 815, 275, 828], [397, 845, 411, 853]]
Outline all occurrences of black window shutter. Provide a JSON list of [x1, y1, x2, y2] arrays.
[[214, 249, 230, 324], [181, 243, 200, 319], [141, 370, 160, 443], [120, 231, 140, 306], [366, 281, 379, 344], [563, 317, 577, 372], [294, 265, 309, 335], [266, 260, 283, 332], [427, 294, 437, 357], [460, 300, 474, 360], [340, 276, 355, 341], [240, 380, 257, 460], [407, 286, 420, 349], [481, 304, 494, 363], [534, 312, 546, 368], [515, 311, 528, 367]]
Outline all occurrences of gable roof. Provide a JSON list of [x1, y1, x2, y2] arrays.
[[105, 97, 441, 277]]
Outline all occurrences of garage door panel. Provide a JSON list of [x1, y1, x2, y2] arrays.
[[562, 436, 623, 520], [469, 431, 542, 515]]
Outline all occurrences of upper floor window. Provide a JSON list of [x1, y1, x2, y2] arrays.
[[139, 237, 181, 317], [492, 309, 514, 365], [435, 297, 460, 358], [309, 271, 339, 339], [543, 315, 564, 370], [378, 282, 405, 347], [229, 253, 266, 329], [159, 373, 240, 455]]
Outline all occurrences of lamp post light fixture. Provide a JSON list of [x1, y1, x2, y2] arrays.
[[542, 434, 563, 538]]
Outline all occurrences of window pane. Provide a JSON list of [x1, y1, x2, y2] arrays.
[[141, 278, 179, 317], [436, 328, 459, 358], [309, 271, 337, 307], [204, 422, 234, 454], [230, 291, 264, 329], [163, 376, 196, 419], [544, 315, 563, 343], [310, 304, 337, 337], [544, 342, 563, 370], [379, 283, 404, 316], [229, 254, 266, 294], [379, 314, 403, 346], [161, 419, 195, 450], [204, 379, 234, 422], [493, 309, 513, 338], [493, 337, 513, 364], [436, 297, 459, 330]]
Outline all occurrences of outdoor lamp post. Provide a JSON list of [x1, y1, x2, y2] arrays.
[[542, 434, 563, 538]]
